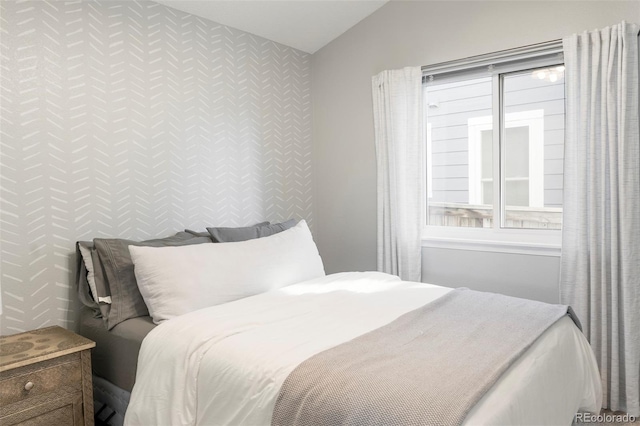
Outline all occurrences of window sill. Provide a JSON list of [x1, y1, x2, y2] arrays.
[[421, 236, 561, 257]]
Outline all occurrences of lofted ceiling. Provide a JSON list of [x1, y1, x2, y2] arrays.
[[155, 0, 389, 54]]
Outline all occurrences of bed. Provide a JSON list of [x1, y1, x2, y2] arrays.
[[76, 220, 602, 426], [78, 309, 154, 424]]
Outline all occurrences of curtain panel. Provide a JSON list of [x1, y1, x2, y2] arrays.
[[561, 21, 640, 417], [372, 67, 423, 282]]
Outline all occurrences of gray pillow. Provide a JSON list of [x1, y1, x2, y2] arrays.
[[76, 241, 99, 311], [183, 230, 210, 238], [207, 219, 298, 243], [94, 232, 212, 330], [74, 241, 113, 323], [185, 221, 269, 239], [92, 246, 112, 321]]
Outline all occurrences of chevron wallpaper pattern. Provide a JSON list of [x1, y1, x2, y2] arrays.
[[0, 1, 312, 335]]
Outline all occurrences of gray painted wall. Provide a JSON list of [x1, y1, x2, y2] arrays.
[[422, 249, 560, 304], [0, 0, 312, 334], [311, 1, 639, 301]]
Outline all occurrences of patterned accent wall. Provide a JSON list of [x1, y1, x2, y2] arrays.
[[0, 1, 312, 334]]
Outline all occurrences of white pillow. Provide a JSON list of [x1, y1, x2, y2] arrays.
[[129, 220, 325, 324]]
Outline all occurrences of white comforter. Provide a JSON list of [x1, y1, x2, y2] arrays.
[[125, 272, 601, 426]]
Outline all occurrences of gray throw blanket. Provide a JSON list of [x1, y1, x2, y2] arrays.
[[272, 288, 580, 426]]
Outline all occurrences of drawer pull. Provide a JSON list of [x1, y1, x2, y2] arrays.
[[24, 381, 34, 391]]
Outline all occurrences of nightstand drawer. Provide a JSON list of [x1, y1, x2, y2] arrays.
[[0, 359, 82, 407], [1, 327, 95, 426], [14, 404, 75, 426], [1, 392, 83, 426]]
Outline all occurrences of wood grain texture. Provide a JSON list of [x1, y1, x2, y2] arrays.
[[81, 351, 94, 426], [0, 326, 95, 372], [0, 327, 95, 425], [0, 359, 81, 406], [1, 392, 84, 426]]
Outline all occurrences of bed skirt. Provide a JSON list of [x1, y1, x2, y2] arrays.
[[93, 374, 131, 426]]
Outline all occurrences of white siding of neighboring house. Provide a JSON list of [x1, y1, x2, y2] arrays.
[[426, 71, 565, 208]]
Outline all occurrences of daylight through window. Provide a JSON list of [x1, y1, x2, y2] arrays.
[[424, 54, 565, 232]]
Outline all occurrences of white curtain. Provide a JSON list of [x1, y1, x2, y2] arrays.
[[372, 67, 423, 282], [561, 22, 640, 417]]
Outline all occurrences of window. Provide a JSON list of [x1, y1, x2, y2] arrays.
[[468, 110, 545, 209], [423, 42, 565, 252]]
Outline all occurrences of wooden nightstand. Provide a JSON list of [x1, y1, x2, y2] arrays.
[[0, 326, 96, 426]]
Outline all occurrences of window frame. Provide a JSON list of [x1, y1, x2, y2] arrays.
[[421, 42, 564, 256]]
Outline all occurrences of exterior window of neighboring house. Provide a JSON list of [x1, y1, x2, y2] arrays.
[[468, 109, 545, 209], [423, 43, 565, 251]]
